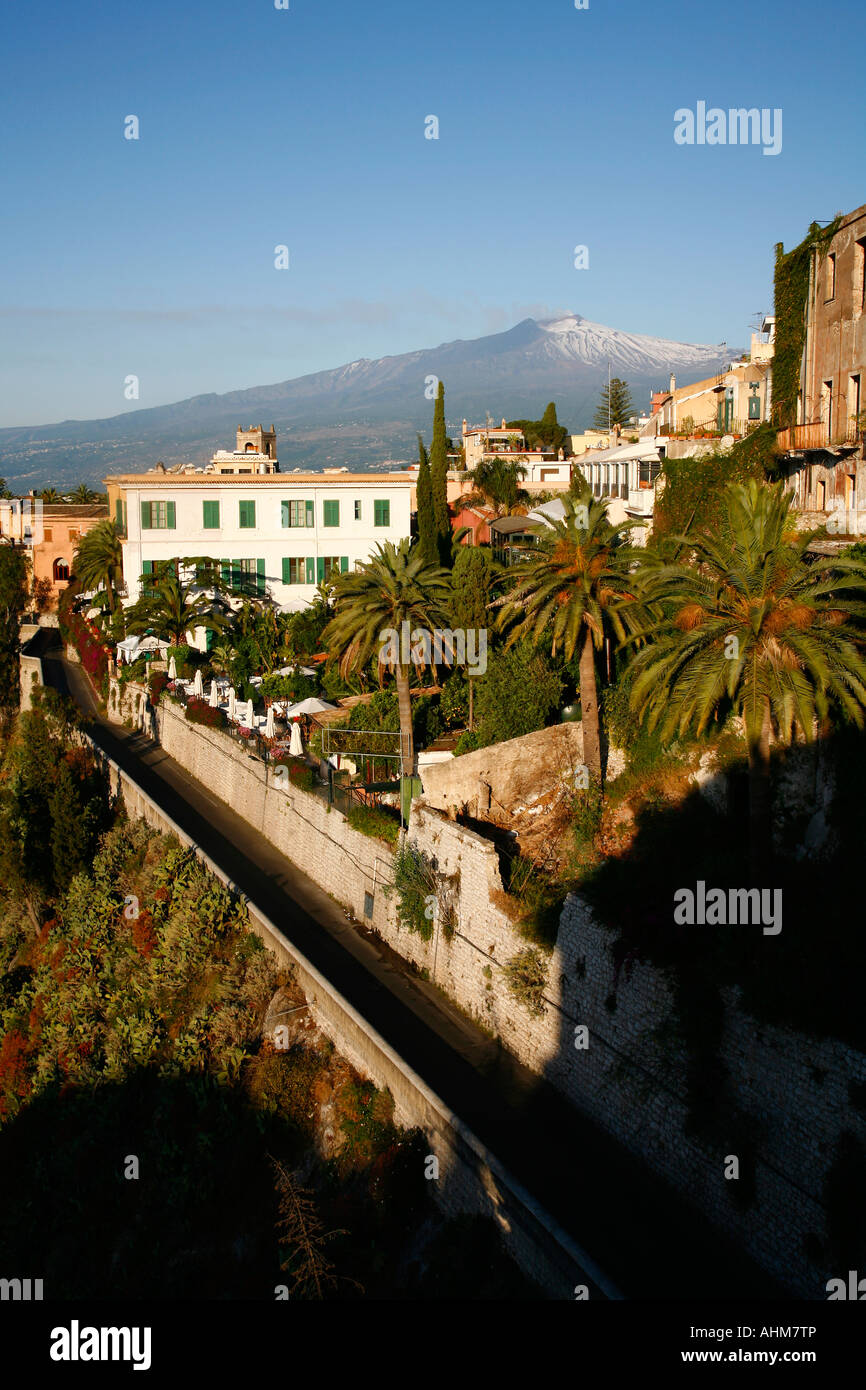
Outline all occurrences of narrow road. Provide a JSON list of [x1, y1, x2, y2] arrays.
[[43, 636, 785, 1300]]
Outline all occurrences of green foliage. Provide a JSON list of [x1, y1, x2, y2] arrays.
[[592, 377, 634, 430], [416, 434, 437, 565], [653, 426, 776, 543], [454, 729, 482, 756], [0, 546, 31, 733], [72, 520, 123, 617], [439, 670, 468, 728], [429, 380, 451, 565], [772, 217, 842, 429], [502, 946, 548, 1017], [450, 545, 493, 632], [260, 672, 317, 704], [118, 657, 148, 685], [507, 402, 569, 454], [387, 840, 438, 939], [346, 802, 400, 846], [472, 642, 563, 748]]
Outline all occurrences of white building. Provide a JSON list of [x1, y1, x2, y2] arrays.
[[104, 468, 413, 614]]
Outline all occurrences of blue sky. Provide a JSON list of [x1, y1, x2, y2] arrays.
[[1, 0, 864, 427]]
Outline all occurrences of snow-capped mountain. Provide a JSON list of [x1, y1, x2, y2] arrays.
[[0, 316, 735, 487]]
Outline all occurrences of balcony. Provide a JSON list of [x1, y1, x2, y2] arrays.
[[777, 421, 862, 452]]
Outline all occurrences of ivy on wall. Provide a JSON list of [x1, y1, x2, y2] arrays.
[[772, 216, 843, 429]]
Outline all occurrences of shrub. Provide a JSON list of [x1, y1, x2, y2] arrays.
[[260, 672, 317, 705], [346, 802, 400, 846], [118, 658, 148, 685], [184, 697, 227, 729], [149, 670, 169, 704], [454, 730, 482, 756], [387, 840, 439, 939], [439, 671, 468, 729], [473, 643, 563, 748], [502, 947, 549, 1018]]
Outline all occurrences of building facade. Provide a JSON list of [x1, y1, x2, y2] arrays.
[[0, 499, 108, 607], [104, 470, 413, 611], [775, 204, 866, 536]]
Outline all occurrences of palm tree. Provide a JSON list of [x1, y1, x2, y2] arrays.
[[70, 483, 98, 504], [72, 520, 124, 614], [626, 480, 866, 869], [497, 490, 642, 784], [321, 539, 452, 774], [125, 562, 230, 647], [39, 487, 59, 503], [462, 457, 531, 517]]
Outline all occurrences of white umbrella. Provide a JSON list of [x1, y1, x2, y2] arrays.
[[240, 699, 253, 729], [285, 696, 337, 718], [289, 720, 304, 757], [209, 680, 219, 708], [227, 687, 236, 720], [168, 655, 177, 680], [192, 668, 204, 697], [138, 691, 148, 728], [265, 706, 275, 739]]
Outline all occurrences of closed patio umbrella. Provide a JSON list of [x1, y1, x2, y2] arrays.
[[289, 720, 304, 757], [168, 655, 177, 680], [227, 687, 236, 720], [192, 668, 204, 697], [209, 680, 219, 708], [265, 706, 276, 739]]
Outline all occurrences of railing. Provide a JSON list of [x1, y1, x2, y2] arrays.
[[776, 421, 861, 452]]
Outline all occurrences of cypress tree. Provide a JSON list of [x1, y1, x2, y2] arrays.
[[416, 435, 437, 564], [430, 380, 451, 565]]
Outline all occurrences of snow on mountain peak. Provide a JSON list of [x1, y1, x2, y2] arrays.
[[536, 314, 729, 372]]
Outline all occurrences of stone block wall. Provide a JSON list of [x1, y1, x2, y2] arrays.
[[131, 693, 865, 1296]]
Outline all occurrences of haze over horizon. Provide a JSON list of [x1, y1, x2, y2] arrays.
[[2, 0, 863, 429]]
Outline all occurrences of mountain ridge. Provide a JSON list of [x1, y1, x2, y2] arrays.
[[0, 315, 736, 487]]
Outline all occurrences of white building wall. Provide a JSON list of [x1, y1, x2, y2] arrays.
[[118, 478, 412, 609]]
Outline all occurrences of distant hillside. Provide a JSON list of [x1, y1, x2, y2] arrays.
[[0, 315, 735, 490]]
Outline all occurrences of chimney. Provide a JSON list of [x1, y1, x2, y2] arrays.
[[669, 374, 676, 394], [501, 418, 506, 429]]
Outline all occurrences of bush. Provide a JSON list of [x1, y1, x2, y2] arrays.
[[502, 947, 549, 1018], [184, 697, 227, 730], [167, 644, 190, 667], [387, 840, 438, 939], [439, 671, 468, 728], [260, 672, 317, 705], [60, 610, 110, 697], [454, 729, 482, 756], [473, 643, 563, 748], [346, 802, 399, 846], [118, 658, 148, 685], [148, 671, 169, 705], [271, 756, 314, 790]]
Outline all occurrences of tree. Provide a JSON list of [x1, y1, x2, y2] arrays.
[[125, 562, 229, 647], [39, 488, 59, 503], [0, 546, 30, 736], [507, 404, 569, 454], [626, 480, 866, 871], [593, 378, 634, 430], [462, 457, 530, 516], [416, 435, 437, 564], [451, 546, 495, 729], [70, 484, 98, 504], [322, 539, 452, 774], [429, 380, 451, 565], [473, 642, 563, 747], [72, 520, 124, 615], [0, 478, 10, 500], [497, 490, 640, 783]]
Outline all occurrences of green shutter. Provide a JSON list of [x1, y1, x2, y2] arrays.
[[282, 557, 291, 584], [281, 500, 289, 528], [203, 500, 219, 528], [323, 500, 339, 527], [305, 557, 314, 584], [141, 501, 151, 529], [257, 557, 265, 596], [166, 501, 176, 529], [340, 556, 348, 573], [305, 499, 314, 527], [220, 558, 230, 587], [317, 557, 325, 583]]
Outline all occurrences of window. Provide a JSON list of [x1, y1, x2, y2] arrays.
[[43, 528, 53, 542], [114, 498, 127, 535], [203, 500, 220, 529], [826, 252, 836, 301], [318, 556, 348, 582], [857, 239, 866, 311], [373, 498, 390, 527], [282, 499, 314, 528], [53, 558, 69, 581], [234, 557, 265, 595], [748, 394, 761, 420], [354, 500, 362, 520], [68, 530, 80, 543], [238, 500, 256, 529], [141, 500, 176, 529], [282, 557, 307, 585], [195, 560, 220, 587], [823, 380, 833, 441], [323, 500, 340, 527], [141, 560, 155, 588], [850, 375, 861, 436]]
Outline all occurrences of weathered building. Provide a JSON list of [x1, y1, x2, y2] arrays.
[[775, 204, 866, 535]]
